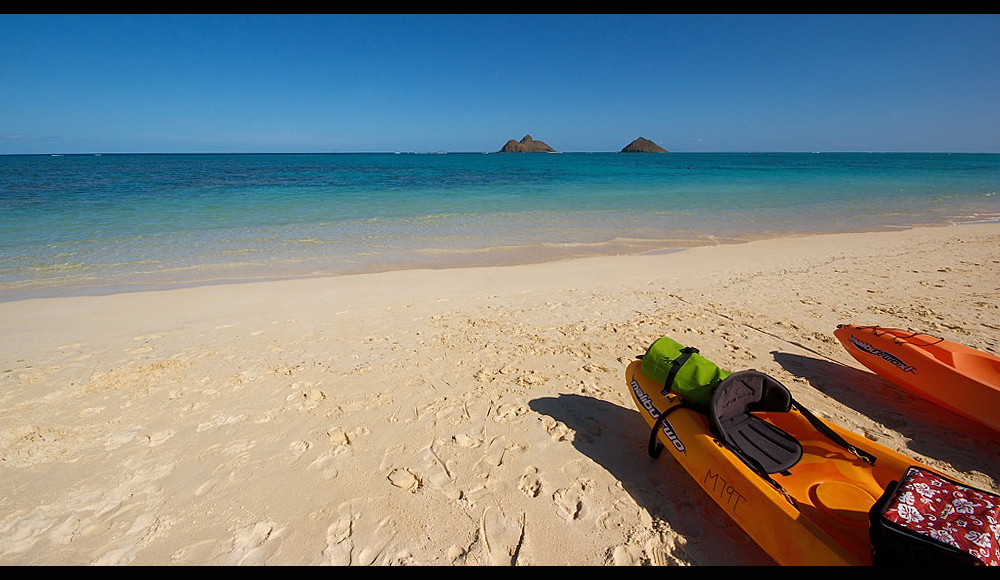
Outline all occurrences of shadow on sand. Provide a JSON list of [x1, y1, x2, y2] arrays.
[[530, 353, 1000, 565], [772, 350, 1000, 484], [528, 393, 774, 566]]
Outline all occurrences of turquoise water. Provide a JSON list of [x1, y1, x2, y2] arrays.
[[2, 152, 999, 300]]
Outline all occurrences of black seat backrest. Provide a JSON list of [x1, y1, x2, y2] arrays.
[[709, 370, 803, 474]]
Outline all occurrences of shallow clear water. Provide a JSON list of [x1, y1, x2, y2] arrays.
[[2, 152, 999, 300]]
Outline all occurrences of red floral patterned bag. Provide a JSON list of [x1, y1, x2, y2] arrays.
[[870, 466, 1000, 566]]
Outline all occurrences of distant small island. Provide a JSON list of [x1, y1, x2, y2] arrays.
[[495, 134, 668, 153], [498, 135, 557, 153], [621, 137, 668, 153]]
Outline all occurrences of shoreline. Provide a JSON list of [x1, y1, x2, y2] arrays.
[[5, 151, 1000, 305], [3, 218, 998, 304], [1, 222, 999, 565]]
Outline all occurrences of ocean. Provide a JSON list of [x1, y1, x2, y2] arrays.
[[2, 152, 999, 301]]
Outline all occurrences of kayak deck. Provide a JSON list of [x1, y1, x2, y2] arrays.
[[834, 325, 1000, 431], [626, 360, 918, 566]]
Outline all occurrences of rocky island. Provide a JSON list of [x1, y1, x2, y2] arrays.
[[621, 137, 668, 153], [498, 134, 557, 153]]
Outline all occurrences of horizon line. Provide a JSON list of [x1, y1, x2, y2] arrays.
[[4, 150, 999, 156]]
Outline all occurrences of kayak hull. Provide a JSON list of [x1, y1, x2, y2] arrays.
[[626, 360, 918, 566], [834, 325, 1000, 432]]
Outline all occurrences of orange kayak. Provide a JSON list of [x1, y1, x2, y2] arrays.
[[626, 359, 923, 566], [834, 325, 1000, 432]]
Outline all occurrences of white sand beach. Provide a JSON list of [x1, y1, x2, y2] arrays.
[[1, 222, 999, 566]]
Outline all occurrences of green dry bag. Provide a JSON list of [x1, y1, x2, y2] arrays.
[[640, 336, 731, 409]]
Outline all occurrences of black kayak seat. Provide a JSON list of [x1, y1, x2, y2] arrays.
[[709, 370, 803, 474]]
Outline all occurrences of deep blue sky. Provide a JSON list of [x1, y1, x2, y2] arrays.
[[2, 14, 999, 154]]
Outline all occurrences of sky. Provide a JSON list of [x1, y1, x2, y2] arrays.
[[2, 13, 999, 154]]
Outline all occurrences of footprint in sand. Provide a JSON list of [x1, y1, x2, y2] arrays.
[[473, 436, 510, 478], [387, 468, 421, 493], [612, 543, 645, 566], [493, 400, 529, 421], [171, 538, 229, 564], [289, 439, 312, 457], [540, 416, 572, 442], [552, 478, 594, 522], [611, 530, 690, 566], [453, 433, 482, 448], [196, 413, 245, 432], [228, 521, 288, 565], [307, 452, 340, 480], [323, 503, 397, 566], [480, 506, 525, 566], [420, 442, 456, 490], [145, 429, 175, 447], [326, 426, 363, 456], [518, 465, 543, 498], [355, 517, 397, 565], [646, 531, 691, 566], [613, 527, 691, 566]]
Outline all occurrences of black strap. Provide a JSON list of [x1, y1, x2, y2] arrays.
[[791, 398, 877, 465], [660, 346, 699, 395], [648, 401, 695, 458]]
